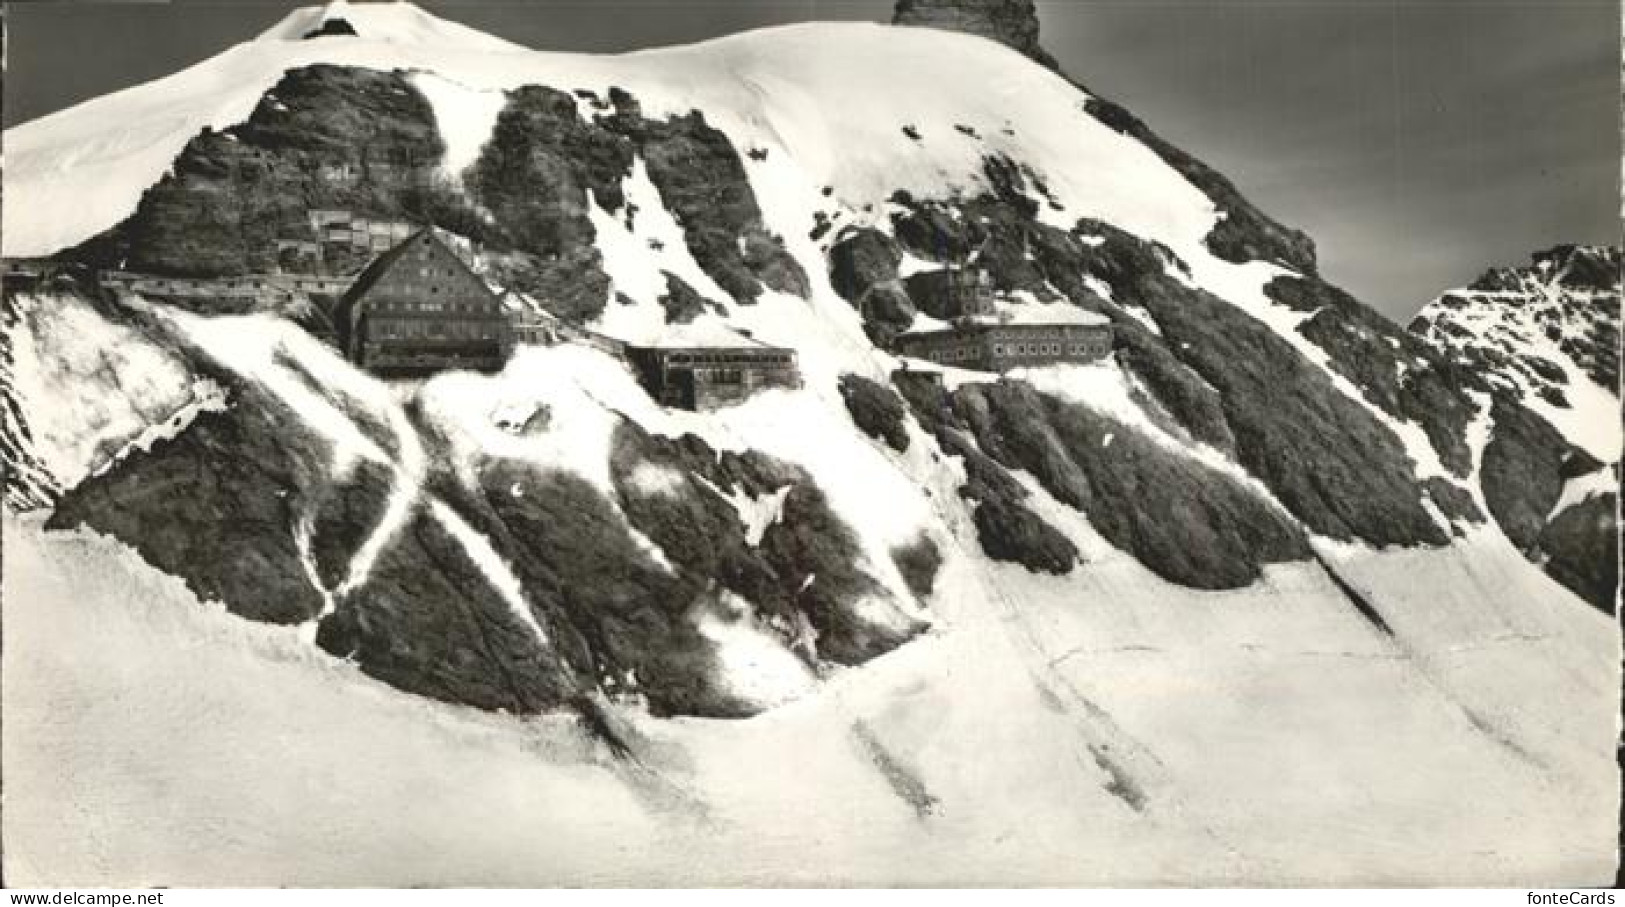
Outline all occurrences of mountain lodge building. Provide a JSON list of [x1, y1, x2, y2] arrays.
[[625, 328, 800, 410], [334, 228, 510, 375]]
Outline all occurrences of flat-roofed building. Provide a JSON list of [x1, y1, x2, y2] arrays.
[[625, 326, 799, 410], [895, 317, 1113, 372]]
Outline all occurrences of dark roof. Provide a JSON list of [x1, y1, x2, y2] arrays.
[[333, 227, 495, 331]]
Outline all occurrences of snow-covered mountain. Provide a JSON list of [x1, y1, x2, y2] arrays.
[[1409, 244, 1620, 612], [3, 0, 1617, 886]]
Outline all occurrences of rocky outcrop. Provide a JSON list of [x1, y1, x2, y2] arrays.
[[1412, 245, 1620, 612], [470, 84, 633, 322], [609, 423, 928, 667], [1480, 399, 1576, 553], [1412, 245, 1621, 396], [316, 496, 587, 714], [892, 369, 1080, 574], [61, 70, 805, 328], [602, 91, 809, 305], [839, 373, 911, 453], [852, 174, 1443, 554], [303, 17, 357, 39], [69, 66, 474, 279], [0, 296, 60, 511], [1268, 274, 1481, 477], [828, 227, 902, 302], [951, 379, 1310, 588], [1064, 223, 1447, 547], [657, 271, 723, 324], [887, 2, 1318, 275], [1540, 490, 1618, 616], [893, 0, 1057, 69], [47, 386, 337, 625]]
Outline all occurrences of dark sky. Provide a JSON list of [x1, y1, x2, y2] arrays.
[[4, 0, 1617, 320]]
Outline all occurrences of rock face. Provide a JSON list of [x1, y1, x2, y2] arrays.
[[1539, 488, 1618, 614], [38, 314, 929, 718], [838, 373, 911, 453], [1412, 245, 1620, 400], [890, 1, 1316, 275], [69, 66, 465, 279], [1410, 245, 1621, 613], [60, 69, 806, 326], [893, 0, 1057, 69], [0, 296, 59, 510], [901, 373, 1310, 588], [469, 85, 633, 322], [603, 92, 809, 304]]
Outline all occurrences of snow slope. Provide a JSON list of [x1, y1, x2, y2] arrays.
[[5, 3, 1214, 262], [7, 505, 1613, 885], [1412, 246, 1621, 463]]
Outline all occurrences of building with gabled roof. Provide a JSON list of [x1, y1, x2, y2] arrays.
[[335, 228, 510, 375]]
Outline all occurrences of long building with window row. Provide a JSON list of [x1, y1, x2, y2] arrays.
[[894, 320, 1113, 372]]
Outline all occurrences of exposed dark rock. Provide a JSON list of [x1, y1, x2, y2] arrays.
[[1079, 95, 1317, 275], [302, 18, 357, 38], [1112, 321, 1236, 455], [1421, 477, 1485, 528], [469, 461, 759, 718], [839, 373, 911, 453], [70, 66, 470, 279], [1129, 263, 1446, 546], [1479, 399, 1570, 552], [609, 423, 928, 667], [307, 459, 397, 590], [604, 109, 808, 304], [1540, 492, 1618, 615], [48, 387, 333, 625], [891, 535, 944, 600], [1419, 245, 1620, 392], [1271, 275, 1480, 477], [891, 200, 984, 261], [316, 500, 586, 714], [829, 227, 902, 302], [953, 379, 1309, 588], [892, 368, 1081, 573], [856, 283, 918, 346], [893, 0, 1058, 69], [657, 271, 723, 324], [972, 497, 1078, 574], [470, 84, 633, 322]]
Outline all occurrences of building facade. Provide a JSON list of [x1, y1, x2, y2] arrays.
[[627, 343, 800, 410], [895, 321, 1113, 372], [99, 271, 353, 301], [902, 267, 997, 319], [337, 229, 511, 375]]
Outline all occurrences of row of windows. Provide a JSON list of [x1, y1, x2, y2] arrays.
[[664, 352, 793, 366], [368, 320, 504, 341], [995, 342, 1103, 357], [372, 300, 498, 314], [917, 341, 1109, 362], [925, 346, 982, 363]]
